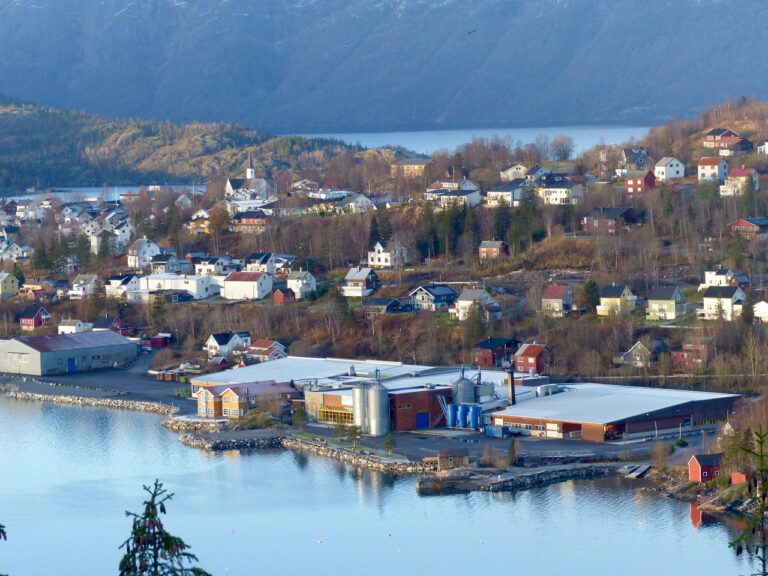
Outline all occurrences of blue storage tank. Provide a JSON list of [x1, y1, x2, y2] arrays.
[[469, 405, 481, 429], [447, 404, 458, 428], [457, 404, 469, 428]]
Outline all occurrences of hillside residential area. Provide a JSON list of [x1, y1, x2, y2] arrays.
[[4, 99, 768, 490]]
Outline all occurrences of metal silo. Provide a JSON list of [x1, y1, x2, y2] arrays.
[[457, 404, 469, 428], [469, 405, 481, 429], [366, 381, 390, 436], [353, 385, 368, 432], [447, 404, 458, 428], [452, 376, 476, 405]]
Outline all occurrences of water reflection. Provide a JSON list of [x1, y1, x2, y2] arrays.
[[0, 398, 755, 576]]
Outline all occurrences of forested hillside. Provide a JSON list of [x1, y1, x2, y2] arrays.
[[0, 100, 358, 190]]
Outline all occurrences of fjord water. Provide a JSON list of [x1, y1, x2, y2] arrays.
[[0, 398, 750, 576], [305, 125, 650, 155]]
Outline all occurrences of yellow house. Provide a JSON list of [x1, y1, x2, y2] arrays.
[[0, 272, 18, 299], [596, 284, 637, 316], [194, 380, 298, 419]]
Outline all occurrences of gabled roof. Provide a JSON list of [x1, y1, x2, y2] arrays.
[[409, 284, 457, 299], [514, 343, 550, 358], [489, 180, 527, 192], [588, 206, 632, 220], [210, 332, 236, 346], [702, 286, 742, 299], [600, 284, 631, 298], [473, 337, 519, 350], [655, 156, 680, 167], [287, 270, 312, 281], [729, 168, 757, 177], [457, 288, 493, 302], [690, 453, 724, 467], [479, 240, 508, 249], [647, 286, 683, 301], [698, 157, 724, 166], [20, 305, 48, 319], [542, 285, 571, 300], [12, 330, 132, 352], [225, 271, 264, 282], [345, 267, 374, 281]]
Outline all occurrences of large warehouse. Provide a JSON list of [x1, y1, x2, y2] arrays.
[[0, 331, 138, 375], [490, 383, 738, 443]]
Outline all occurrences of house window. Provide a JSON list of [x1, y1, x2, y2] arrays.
[[703, 471, 708, 477]]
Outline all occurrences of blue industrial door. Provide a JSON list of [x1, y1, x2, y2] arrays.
[[67, 358, 76, 372], [415, 412, 430, 429]]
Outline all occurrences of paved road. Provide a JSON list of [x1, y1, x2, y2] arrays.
[[5, 352, 198, 415]]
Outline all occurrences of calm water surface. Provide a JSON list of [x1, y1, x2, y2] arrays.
[[304, 125, 651, 156], [0, 397, 752, 576]]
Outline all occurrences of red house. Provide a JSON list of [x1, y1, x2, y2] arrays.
[[19, 305, 51, 332], [513, 342, 554, 375], [478, 240, 510, 261], [625, 170, 656, 194], [688, 453, 724, 483], [274, 288, 296, 307], [671, 339, 711, 372], [471, 337, 521, 368]]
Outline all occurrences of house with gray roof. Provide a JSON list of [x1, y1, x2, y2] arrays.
[[646, 286, 687, 321]]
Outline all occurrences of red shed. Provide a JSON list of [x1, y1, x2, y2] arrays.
[[688, 453, 724, 483], [274, 288, 296, 307]]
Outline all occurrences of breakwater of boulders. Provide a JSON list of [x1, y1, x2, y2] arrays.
[[179, 433, 283, 451], [480, 464, 617, 492], [161, 418, 225, 433], [4, 390, 177, 415], [281, 436, 437, 475]]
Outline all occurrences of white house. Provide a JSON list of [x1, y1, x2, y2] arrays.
[[222, 271, 273, 300], [127, 237, 161, 269], [286, 269, 317, 300], [367, 240, 409, 269], [105, 274, 140, 299], [335, 194, 377, 214], [758, 142, 768, 156], [754, 300, 768, 323], [204, 332, 252, 359], [438, 179, 482, 209], [698, 158, 728, 184], [58, 319, 94, 334], [654, 157, 685, 181], [500, 164, 529, 182], [68, 274, 99, 300], [246, 339, 288, 362], [195, 256, 242, 276], [342, 267, 378, 298], [486, 179, 527, 208], [536, 174, 583, 205], [720, 168, 760, 197], [698, 268, 734, 291], [701, 286, 745, 321], [449, 288, 502, 322], [134, 274, 220, 301]]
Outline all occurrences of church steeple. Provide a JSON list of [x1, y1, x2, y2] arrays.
[[246, 152, 255, 179]]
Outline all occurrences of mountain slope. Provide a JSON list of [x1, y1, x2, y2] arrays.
[[0, 0, 767, 131], [0, 100, 356, 190]]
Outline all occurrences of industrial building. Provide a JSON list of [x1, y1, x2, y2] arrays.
[[490, 383, 738, 443], [0, 331, 138, 375], [191, 356, 525, 435], [190, 355, 738, 442]]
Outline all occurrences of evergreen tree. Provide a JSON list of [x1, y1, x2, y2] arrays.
[[378, 209, 392, 243], [743, 291, 755, 326], [368, 214, 380, 247], [12, 263, 24, 286], [740, 175, 757, 219], [493, 203, 512, 242], [150, 296, 166, 330], [463, 301, 486, 348], [119, 480, 210, 576], [581, 279, 600, 310], [420, 204, 438, 259]]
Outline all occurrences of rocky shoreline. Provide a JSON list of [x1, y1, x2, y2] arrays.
[[5, 390, 177, 415], [180, 433, 283, 451]]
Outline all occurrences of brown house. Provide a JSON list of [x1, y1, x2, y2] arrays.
[[671, 339, 711, 372], [478, 240, 510, 261], [513, 343, 554, 374], [390, 158, 431, 179], [471, 337, 520, 368], [582, 207, 635, 236]]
